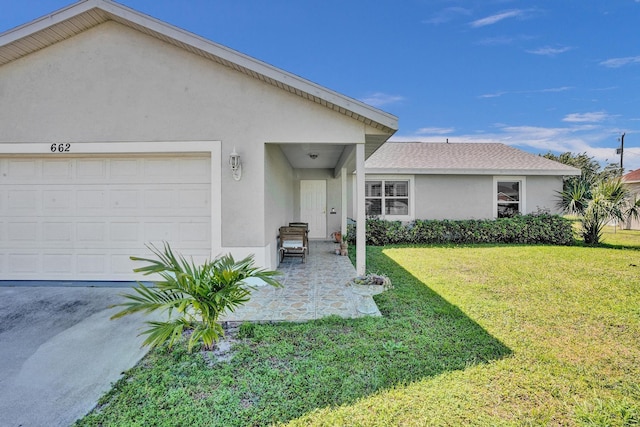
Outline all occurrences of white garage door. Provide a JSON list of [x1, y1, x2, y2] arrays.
[[0, 154, 211, 281]]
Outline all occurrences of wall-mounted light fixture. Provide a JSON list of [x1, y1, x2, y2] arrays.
[[229, 147, 242, 181]]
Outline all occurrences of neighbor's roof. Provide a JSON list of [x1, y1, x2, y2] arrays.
[[0, 0, 397, 135], [623, 169, 640, 183], [366, 142, 582, 176]]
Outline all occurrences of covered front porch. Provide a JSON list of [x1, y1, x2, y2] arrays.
[[221, 241, 380, 321], [265, 138, 387, 275]]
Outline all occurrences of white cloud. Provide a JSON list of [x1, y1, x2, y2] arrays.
[[599, 55, 640, 68], [478, 86, 572, 99], [475, 34, 536, 47], [416, 127, 455, 135], [562, 111, 610, 123], [479, 91, 507, 99], [358, 93, 404, 107], [423, 7, 471, 25], [540, 86, 573, 93], [476, 36, 516, 46], [526, 46, 572, 56], [470, 10, 524, 28]]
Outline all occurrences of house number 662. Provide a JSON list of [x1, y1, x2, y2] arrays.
[[50, 143, 71, 153]]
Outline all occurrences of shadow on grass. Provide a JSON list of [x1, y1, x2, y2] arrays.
[[78, 247, 512, 427], [597, 242, 640, 250]]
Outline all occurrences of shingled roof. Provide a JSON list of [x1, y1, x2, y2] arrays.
[[366, 142, 581, 176], [623, 169, 640, 183]]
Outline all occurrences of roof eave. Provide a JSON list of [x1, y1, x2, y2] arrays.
[[365, 168, 582, 176]]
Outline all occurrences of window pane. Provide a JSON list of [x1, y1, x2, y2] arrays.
[[497, 181, 520, 202], [386, 199, 408, 215], [365, 181, 382, 197], [497, 203, 520, 218], [385, 181, 408, 197], [366, 198, 382, 215]]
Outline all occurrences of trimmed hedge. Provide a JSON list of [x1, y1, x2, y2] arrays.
[[346, 214, 574, 246]]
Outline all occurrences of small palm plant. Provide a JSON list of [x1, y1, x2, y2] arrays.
[[111, 242, 282, 352], [557, 177, 640, 245]]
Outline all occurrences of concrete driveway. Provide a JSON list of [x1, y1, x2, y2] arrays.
[[0, 286, 151, 427]]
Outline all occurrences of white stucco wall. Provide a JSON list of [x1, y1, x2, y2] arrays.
[[357, 174, 567, 221], [264, 144, 294, 268], [525, 175, 564, 215], [0, 21, 369, 253], [625, 182, 640, 230], [414, 175, 494, 220]]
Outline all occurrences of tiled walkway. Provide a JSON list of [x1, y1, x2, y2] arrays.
[[221, 240, 380, 322]]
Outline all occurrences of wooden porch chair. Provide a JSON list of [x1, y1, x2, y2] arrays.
[[288, 222, 309, 254], [279, 226, 307, 263]]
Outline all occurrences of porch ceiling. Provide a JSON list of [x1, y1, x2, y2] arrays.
[[277, 133, 390, 172], [279, 144, 346, 169]]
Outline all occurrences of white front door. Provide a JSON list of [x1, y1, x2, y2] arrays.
[[300, 180, 326, 239]]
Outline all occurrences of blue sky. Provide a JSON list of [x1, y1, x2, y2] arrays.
[[2, 0, 640, 171]]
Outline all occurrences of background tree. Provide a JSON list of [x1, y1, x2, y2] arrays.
[[542, 151, 601, 185]]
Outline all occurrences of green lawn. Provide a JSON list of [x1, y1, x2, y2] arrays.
[[600, 226, 640, 248], [78, 242, 640, 426]]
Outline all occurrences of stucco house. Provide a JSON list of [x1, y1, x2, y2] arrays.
[[0, 0, 397, 281], [622, 169, 640, 230], [360, 142, 581, 221]]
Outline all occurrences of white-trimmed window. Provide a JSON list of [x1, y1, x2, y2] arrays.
[[494, 177, 526, 218], [365, 175, 414, 220]]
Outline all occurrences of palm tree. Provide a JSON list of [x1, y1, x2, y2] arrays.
[[557, 177, 640, 245], [111, 242, 282, 352]]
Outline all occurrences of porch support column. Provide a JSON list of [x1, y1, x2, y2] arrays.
[[341, 167, 347, 236], [356, 143, 366, 275]]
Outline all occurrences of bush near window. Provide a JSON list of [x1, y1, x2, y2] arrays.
[[347, 213, 574, 246]]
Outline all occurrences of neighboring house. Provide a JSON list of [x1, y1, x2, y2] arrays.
[[360, 142, 581, 221], [622, 169, 640, 230], [0, 0, 397, 280]]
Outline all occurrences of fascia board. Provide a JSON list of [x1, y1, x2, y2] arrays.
[[0, 0, 100, 44]]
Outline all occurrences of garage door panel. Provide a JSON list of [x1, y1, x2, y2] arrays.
[[77, 159, 107, 178], [145, 159, 174, 176], [42, 160, 73, 179], [43, 222, 74, 243], [7, 159, 37, 180], [110, 222, 140, 242], [77, 253, 106, 275], [8, 222, 39, 242], [110, 190, 140, 210], [8, 253, 40, 273], [108, 159, 137, 178], [77, 190, 107, 210], [179, 189, 210, 209], [178, 221, 210, 244], [0, 154, 212, 281], [145, 190, 173, 208], [8, 190, 39, 210], [77, 222, 106, 243], [43, 190, 73, 210], [179, 158, 210, 176], [43, 254, 74, 274], [144, 222, 177, 242]]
